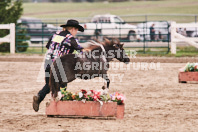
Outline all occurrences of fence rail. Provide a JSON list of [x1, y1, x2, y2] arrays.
[[171, 22, 198, 54], [0, 23, 15, 54]]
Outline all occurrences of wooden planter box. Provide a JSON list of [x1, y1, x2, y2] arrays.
[[179, 72, 198, 83], [46, 101, 124, 119]]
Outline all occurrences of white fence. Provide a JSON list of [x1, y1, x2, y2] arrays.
[[1, 22, 198, 54], [171, 22, 198, 54], [0, 23, 15, 54]]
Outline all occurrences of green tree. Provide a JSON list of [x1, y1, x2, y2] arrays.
[[0, 0, 23, 25], [0, 0, 28, 52], [0, 0, 23, 37]]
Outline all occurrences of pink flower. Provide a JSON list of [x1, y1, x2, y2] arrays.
[[92, 91, 101, 101], [110, 92, 125, 104]]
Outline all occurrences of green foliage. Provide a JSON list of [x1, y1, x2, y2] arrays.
[[16, 42, 29, 52], [184, 63, 198, 72], [87, 95, 94, 101], [0, 41, 29, 52], [0, 0, 23, 24], [0, 43, 10, 52], [0, 0, 27, 52], [62, 91, 73, 101]]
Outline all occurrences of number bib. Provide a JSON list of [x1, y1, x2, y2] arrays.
[[52, 35, 65, 43]]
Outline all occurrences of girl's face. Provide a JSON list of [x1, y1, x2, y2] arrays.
[[70, 27, 78, 37]]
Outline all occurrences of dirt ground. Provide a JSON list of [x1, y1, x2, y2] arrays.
[[1, 55, 198, 132]]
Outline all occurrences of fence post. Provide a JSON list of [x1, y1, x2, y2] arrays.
[[171, 22, 176, 54], [10, 23, 15, 54]]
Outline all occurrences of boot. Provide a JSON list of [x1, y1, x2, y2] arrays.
[[33, 95, 41, 112]]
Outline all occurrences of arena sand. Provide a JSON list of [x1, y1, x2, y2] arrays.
[[0, 55, 198, 132]]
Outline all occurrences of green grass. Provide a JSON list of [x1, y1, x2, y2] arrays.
[[125, 46, 198, 57], [174, 46, 198, 57], [0, 52, 11, 55], [11, 46, 196, 57], [16, 47, 47, 54], [22, 0, 198, 22]]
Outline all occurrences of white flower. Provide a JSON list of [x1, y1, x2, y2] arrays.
[[79, 92, 83, 98], [55, 91, 62, 102], [87, 91, 92, 95], [81, 99, 86, 103], [97, 99, 103, 106], [112, 96, 116, 100]]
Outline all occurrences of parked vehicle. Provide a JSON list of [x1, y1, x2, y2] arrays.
[[77, 14, 139, 41], [185, 22, 198, 37], [137, 21, 170, 42], [17, 17, 60, 43]]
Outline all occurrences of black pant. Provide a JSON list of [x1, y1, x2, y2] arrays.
[[38, 67, 50, 102], [150, 34, 155, 41]]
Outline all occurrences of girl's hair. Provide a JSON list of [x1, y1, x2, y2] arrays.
[[62, 27, 67, 31], [63, 26, 77, 31]]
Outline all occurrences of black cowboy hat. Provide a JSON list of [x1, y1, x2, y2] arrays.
[[60, 19, 84, 32]]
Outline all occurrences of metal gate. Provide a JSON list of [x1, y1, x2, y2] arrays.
[[15, 19, 170, 54]]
